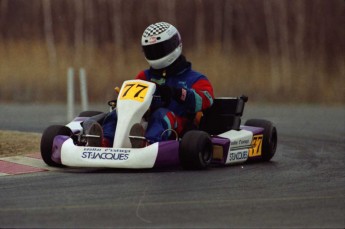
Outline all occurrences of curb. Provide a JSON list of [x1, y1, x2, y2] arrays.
[[0, 153, 56, 176]]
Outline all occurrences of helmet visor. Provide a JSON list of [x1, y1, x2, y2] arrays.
[[143, 33, 180, 60]]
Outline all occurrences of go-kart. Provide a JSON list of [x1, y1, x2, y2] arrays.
[[41, 79, 277, 170]]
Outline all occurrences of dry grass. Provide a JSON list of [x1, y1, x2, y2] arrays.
[[0, 40, 344, 104], [0, 131, 41, 157]]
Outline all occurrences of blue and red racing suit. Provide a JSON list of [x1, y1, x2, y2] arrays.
[[103, 55, 214, 144]]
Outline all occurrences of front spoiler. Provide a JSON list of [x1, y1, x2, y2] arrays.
[[53, 137, 180, 169]]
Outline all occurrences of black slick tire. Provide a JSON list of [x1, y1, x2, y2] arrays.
[[40, 125, 72, 167], [245, 119, 278, 161], [179, 130, 213, 170]]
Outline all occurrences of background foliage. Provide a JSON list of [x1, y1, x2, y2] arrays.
[[0, 0, 344, 104]]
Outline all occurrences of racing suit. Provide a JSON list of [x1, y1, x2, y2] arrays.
[[102, 55, 214, 145]]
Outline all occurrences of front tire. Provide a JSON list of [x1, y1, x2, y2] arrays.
[[245, 119, 277, 161], [40, 125, 72, 167], [179, 130, 213, 170]]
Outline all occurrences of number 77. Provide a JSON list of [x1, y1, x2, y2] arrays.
[[122, 83, 148, 99], [134, 84, 148, 98], [122, 83, 135, 97]]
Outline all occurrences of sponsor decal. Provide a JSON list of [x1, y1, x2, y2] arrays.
[[249, 135, 263, 157], [82, 148, 130, 161], [166, 29, 174, 36], [148, 36, 157, 44], [239, 139, 250, 145], [228, 150, 248, 163], [231, 139, 250, 148]]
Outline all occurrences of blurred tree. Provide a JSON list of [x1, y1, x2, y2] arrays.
[[74, 0, 83, 67], [264, 1, 281, 92], [0, 0, 343, 103], [195, 0, 205, 56], [42, 0, 57, 79]]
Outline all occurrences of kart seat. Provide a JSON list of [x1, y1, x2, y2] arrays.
[[199, 96, 247, 135]]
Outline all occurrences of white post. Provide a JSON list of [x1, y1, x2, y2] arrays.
[[79, 68, 89, 111], [67, 67, 75, 121]]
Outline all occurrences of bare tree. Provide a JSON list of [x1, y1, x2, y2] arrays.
[[85, 0, 95, 67], [0, 0, 8, 41], [294, 0, 306, 70], [264, 1, 281, 93], [166, 0, 176, 25], [222, 0, 233, 55], [42, 0, 57, 79], [195, 0, 205, 56], [158, 0, 176, 25], [213, 0, 223, 53], [74, 0, 84, 67], [112, 0, 124, 52], [278, 0, 292, 92]]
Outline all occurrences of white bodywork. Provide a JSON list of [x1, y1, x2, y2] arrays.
[[60, 80, 157, 168], [61, 139, 159, 168], [218, 130, 253, 164], [114, 80, 156, 148], [66, 120, 83, 133]]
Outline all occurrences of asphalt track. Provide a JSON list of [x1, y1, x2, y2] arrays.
[[0, 103, 344, 228]]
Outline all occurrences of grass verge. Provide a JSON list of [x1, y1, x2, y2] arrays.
[[0, 130, 41, 157]]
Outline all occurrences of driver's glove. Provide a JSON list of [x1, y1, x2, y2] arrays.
[[157, 85, 184, 106]]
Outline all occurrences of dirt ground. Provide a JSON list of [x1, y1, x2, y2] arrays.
[[0, 130, 41, 157]]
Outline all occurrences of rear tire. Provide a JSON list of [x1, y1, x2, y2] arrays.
[[245, 119, 277, 161], [40, 125, 72, 167], [179, 130, 213, 170]]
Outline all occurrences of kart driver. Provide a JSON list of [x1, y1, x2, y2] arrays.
[[92, 22, 214, 147]]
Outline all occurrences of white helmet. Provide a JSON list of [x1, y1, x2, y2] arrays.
[[141, 22, 182, 69]]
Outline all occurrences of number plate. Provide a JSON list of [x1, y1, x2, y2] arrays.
[[249, 134, 263, 157], [119, 82, 149, 102]]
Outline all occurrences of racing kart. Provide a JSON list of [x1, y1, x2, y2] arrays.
[[41, 79, 277, 170]]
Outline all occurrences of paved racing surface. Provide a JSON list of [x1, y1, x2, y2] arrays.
[[0, 103, 344, 228]]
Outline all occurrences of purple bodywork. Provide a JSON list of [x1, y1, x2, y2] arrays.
[[241, 125, 264, 135], [154, 140, 180, 168], [52, 135, 70, 164]]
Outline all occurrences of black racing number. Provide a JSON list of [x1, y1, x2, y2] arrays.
[[122, 83, 135, 97], [134, 84, 148, 98]]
